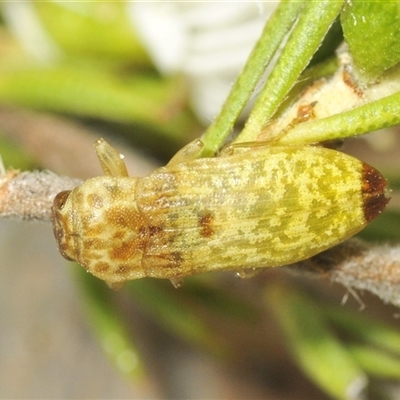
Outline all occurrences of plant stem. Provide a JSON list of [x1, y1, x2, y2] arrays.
[[199, 0, 304, 156], [235, 0, 345, 144]]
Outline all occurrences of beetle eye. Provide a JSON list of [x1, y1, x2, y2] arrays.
[[53, 190, 71, 211]]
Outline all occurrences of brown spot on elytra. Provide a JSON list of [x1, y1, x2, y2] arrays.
[[109, 238, 138, 261], [149, 225, 163, 237], [198, 212, 214, 238], [113, 231, 125, 240], [342, 68, 364, 97], [171, 251, 183, 263], [105, 206, 140, 228], [84, 221, 105, 239], [361, 163, 390, 223], [94, 262, 110, 273], [138, 226, 150, 246]]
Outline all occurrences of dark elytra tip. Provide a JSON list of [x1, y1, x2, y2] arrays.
[[361, 163, 390, 223]]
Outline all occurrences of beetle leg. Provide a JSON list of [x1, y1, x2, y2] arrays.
[[167, 139, 204, 166], [220, 140, 275, 157], [106, 280, 125, 290], [169, 277, 185, 288], [94, 138, 129, 177], [236, 267, 266, 279]]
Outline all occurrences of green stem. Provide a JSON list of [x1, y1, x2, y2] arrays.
[[277, 90, 400, 145], [199, 0, 304, 156], [236, 0, 345, 144]]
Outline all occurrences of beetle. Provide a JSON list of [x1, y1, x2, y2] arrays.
[[51, 138, 389, 287]]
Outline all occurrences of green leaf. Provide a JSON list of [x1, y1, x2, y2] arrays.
[[0, 66, 200, 147], [75, 268, 145, 381], [182, 278, 260, 323], [126, 279, 228, 356], [325, 306, 400, 357], [277, 90, 400, 145], [266, 284, 366, 400], [236, 0, 344, 144], [0, 134, 36, 170], [341, 1, 400, 77], [200, 0, 304, 156], [34, 2, 149, 63], [348, 345, 400, 380], [309, 18, 343, 66]]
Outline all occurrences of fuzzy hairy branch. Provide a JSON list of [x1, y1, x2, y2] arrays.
[[0, 169, 81, 221], [290, 239, 400, 308]]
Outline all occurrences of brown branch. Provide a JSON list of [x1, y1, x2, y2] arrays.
[[1, 168, 399, 307], [290, 238, 400, 308], [0, 169, 81, 221]]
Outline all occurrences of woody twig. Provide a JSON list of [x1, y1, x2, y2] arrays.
[[0, 166, 399, 307]]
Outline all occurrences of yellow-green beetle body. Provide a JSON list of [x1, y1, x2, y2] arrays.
[[52, 140, 389, 286]]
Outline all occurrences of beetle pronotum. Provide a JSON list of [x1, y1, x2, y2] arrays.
[[52, 139, 389, 287]]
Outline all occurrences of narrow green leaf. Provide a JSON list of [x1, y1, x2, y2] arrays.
[[126, 280, 228, 356], [76, 268, 145, 381], [348, 345, 400, 380], [200, 0, 304, 156], [266, 284, 366, 400], [236, 0, 344, 144], [277, 91, 400, 145], [341, 1, 400, 77], [182, 278, 260, 323], [34, 2, 150, 63], [309, 18, 343, 67], [0, 66, 200, 145], [325, 306, 400, 357]]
